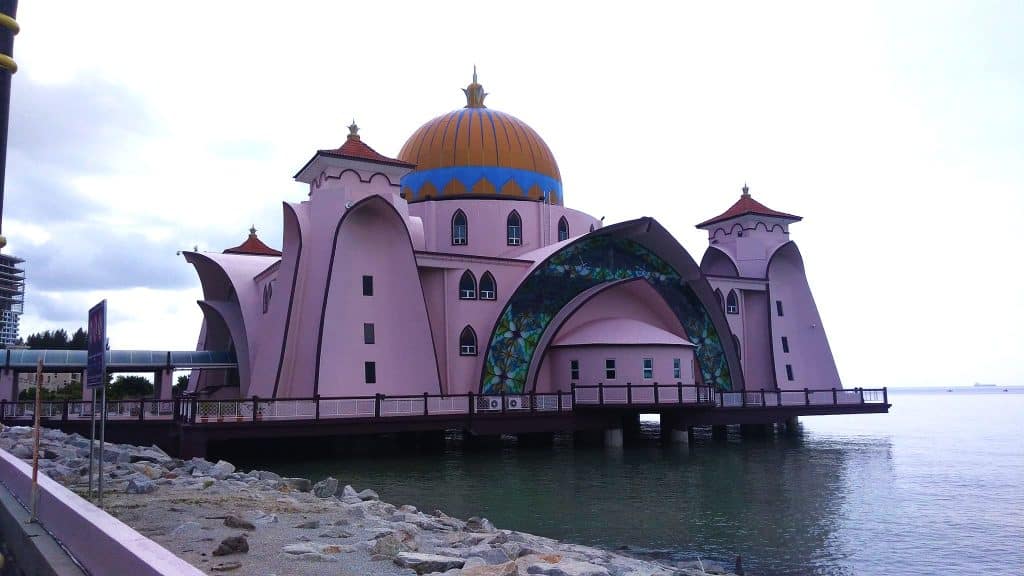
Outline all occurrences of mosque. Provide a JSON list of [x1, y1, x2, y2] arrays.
[[184, 72, 841, 401]]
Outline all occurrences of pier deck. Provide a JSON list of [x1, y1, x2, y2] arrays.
[[0, 384, 889, 457]]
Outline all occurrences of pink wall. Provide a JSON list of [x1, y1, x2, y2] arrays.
[[408, 199, 600, 258], [544, 345, 695, 392], [768, 242, 842, 391], [317, 198, 440, 396], [741, 290, 775, 390]]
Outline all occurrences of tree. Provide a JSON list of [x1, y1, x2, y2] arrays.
[[173, 374, 189, 397], [23, 328, 88, 350], [108, 375, 154, 400]]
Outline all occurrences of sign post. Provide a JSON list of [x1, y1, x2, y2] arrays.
[[87, 300, 106, 506]]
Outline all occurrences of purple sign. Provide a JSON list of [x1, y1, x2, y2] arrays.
[[87, 300, 107, 388]]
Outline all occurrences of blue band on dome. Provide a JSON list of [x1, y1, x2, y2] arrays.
[[401, 166, 563, 203]]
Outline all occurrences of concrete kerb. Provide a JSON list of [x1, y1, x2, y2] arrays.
[[0, 448, 204, 576]]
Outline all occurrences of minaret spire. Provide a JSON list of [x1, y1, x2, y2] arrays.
[[463, 66, 487, 108]]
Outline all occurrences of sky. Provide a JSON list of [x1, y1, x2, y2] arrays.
[[4, 1, 1021, 388]]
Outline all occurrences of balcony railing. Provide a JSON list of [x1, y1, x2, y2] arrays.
[[0, 386, 888, 426]]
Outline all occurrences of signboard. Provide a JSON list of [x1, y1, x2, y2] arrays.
[[87, 300, 107, 388]]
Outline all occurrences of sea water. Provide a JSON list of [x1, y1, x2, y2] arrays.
[[249, 388, 1024, 575]]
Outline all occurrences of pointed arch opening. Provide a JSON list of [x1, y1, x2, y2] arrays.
[[479, 271, 497, 300], [726, 289, 739, 314], [459, 270, 477, 300], [557, 216, 569, 241], [506, 210, 522, 246], [451, 209, 468, 246], [459, 325, 478, 356], [715, 288, 724, 310]]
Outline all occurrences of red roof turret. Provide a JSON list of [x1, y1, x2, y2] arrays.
[[319, 121, 415, 168], [697, 185, 801, 228], [223, 227, 282, 257]]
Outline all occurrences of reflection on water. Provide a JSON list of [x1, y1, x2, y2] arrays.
[[237, 390, 1024, 576]]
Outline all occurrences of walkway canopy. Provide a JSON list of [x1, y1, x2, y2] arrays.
[[1, 350, 237, 371]]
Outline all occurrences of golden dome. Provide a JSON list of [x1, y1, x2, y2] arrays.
[[397, 70, 562, 205]]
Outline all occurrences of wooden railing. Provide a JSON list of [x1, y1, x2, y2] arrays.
[[0, 386, 888, 425]]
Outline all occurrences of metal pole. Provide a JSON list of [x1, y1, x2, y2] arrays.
[[28, 357, 41, 522], [98, 385, 106, 509], [88, 387, 96, 499]]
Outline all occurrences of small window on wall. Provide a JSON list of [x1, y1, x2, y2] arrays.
[[479, 272, 497, 300], [726, 289, 739, 314], [785, 364, 794, 381], [605, 359, 616, 380], [459, 270, 477, 300], [642, 358, 653, 380], [459, 326, 477, 356], [557, 216, 569, 241], [776, 300, 785, 317], [673, 358, 681, 379], [507, 211, 522, 246], [781, 336, 790, 353], [570, 359, 579, 381], [363, 323, 375, 345], [365, 361, 377, 384], [262, 282, 273, 314], [452, 210, 468, 246], [362, 275, 373, 296]]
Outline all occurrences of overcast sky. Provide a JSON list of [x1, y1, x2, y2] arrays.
[[5, 1, 1021, 388]]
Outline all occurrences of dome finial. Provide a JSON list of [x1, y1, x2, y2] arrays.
[[347, 119, 360, 141], [742, 182, 750, 197], [249, 225, 257, 236], [463, 66, 487, 108]]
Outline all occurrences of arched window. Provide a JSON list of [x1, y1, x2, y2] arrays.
[[459, 326, 477, 356], [732, 335, 742, 361], [726, 289, 739, 314], [479, 271, 497, 300], [506, 210, 522, 246], [262, 281, 274, 314], [557, 216, 569, 241], [715, 288, 724, 310], [589, 223, 595, 233], [459, 270, 477, 300], [451, 209, 468, 246]]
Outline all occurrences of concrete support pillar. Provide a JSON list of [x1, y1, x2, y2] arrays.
[[784, 416, 800, 434], [711, 425, 728, 441], [670, 427, 691, 445], [604, 428, 623, 447], [621, 413, 642, 439], [81, 371, 89, 401], [157, 369, 174, 400], [740, 424, 771, 438], [0, 369, 15, 401]]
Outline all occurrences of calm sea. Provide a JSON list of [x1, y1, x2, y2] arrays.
[[246, 388, 1024, 576]]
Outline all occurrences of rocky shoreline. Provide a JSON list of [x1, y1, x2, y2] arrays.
[[0, 426, 743, 576]]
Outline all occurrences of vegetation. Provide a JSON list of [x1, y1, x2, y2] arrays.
[[22, 328, 88, 350]]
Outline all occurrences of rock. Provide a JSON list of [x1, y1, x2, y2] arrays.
[[525, 558, 609, 576], [224, 516, 255, 530], [282, 542, 344, 562], [394, 552, 465, 574], [132, 462, 163, 480], [255, 470, 281, 481], [371, 532, 418, 558], [10, 445, 31, 459], [189, 457, 214, 474], [209, 460, 236, 480], [126, 477, 157, 494], [294, 519, 320, 529], [252, 511, 279, 525], [279, 477, 311, 492], [475, 546, 512, 565], [462, 562, 522, 576], [318, 528, 352, 539], [357, 488, 380, 501], [210, 561, 242, 572], [467, 517, 497, 533], [312, 476, 338, 498], [212, 535, 249, 556], [170, 521, 202, 537]]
